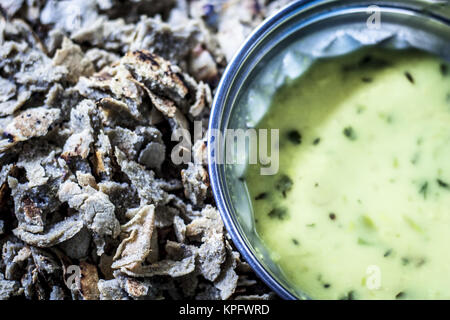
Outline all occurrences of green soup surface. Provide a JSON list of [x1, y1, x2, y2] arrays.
[[246, 48, 450, 300]]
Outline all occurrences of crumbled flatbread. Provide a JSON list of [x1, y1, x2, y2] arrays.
[[76, 171, 98, 189], [29, 246, 61, 276], [58, 227, 91, 260], [49, 286, 65, 300], [1, 0, 24, 17], [98, 181, 139, 222], [45, 84, 83, 119], [45, 28, 65, 56], [195, 283, 221, 300], [112, 205, 155, 269], [53, 37, 95, 83], [116, 276, 163, 300], [215, 0, 265, 62], [0, 77, 16, 103], [107, 126, 144, 160], [61, 99, 97, 160], [186, 205, 224, 238], [0, 89, 31, 117], [6, 144, 66, 234], [98, 279, 128, 300], [138, 141, 166, 170], [135, 126, 166, 170], [181, 163, 209, 206], [78, 261, 100, 300], [0, 107, 60, 152], [13, 215, 84, 247], [213, 242, 239, 300], [85, 48, 120, 71], [40, 0, 99, 34], [0, 164, 13, 186], [120, 255, 196, 278], [58, 179, 120, 255], [4, 245, 33, 290], [91, 130, 114, 178], [189, 81, 212, 118], [100, 0, 175, 19], [76, 64, 145, 122], [237, 275, 258, 287], [165, 240, 197, 261], [177, 272, 199, 298], [115, 148, 172, 206], [0, 39, 67, 90], [120, 277, 149, 298], [81, 189, 119, 239], [192, 138, 208, 165], [16, 142, 64, 188], [173, 215, 186, 243], [186, 206, 225, 281], [122, 50, 189, 101], [0, 277, 21, 300], [198, 232, 226, 282], [71, 17, 135, 51], [70, 13, 207, 71], [2, 241, 25, 280], [189, 44, 219, 84], [147, 228, 159, 263], [154, 205, 178, 228], [21, 267, 44, 299], [129, 16, 205, 71], [0, 0, 276, 301]]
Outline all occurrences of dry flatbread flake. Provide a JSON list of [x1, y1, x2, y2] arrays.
[[0, 0, 278, 301]]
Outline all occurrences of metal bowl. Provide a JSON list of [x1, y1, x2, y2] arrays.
[[208, 0, 450, 299]]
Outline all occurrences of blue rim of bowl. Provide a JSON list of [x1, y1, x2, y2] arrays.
[[208, 0, 450, 300]]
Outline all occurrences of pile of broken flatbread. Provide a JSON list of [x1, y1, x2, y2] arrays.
[[0, 0, 289, 300]]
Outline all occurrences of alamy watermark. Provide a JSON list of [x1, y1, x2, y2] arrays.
[[366, 265, 381, 290], [367, 5, 381, 30], [64, 265, 81, 291], [171, 121, 280, 175]]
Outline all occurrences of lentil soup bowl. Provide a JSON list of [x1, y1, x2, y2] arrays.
[[208, 0, 450, 300]]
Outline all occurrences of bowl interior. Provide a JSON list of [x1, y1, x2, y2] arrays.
[[208, 0, 450, 299]]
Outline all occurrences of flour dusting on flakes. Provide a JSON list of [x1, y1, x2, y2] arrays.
[[0, 0, 280, 300]]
